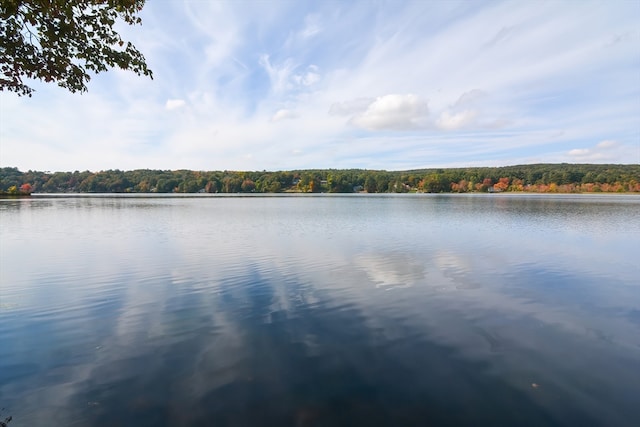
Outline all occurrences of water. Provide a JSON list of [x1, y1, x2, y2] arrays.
[[1, 194, 639, 426]]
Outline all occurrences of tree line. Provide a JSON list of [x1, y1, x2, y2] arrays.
[[1, 164, 639, 195]]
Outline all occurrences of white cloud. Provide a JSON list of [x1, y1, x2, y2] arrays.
[[271, 109, 298, 122], [454, 89, 488, 108], [165, 99, 186, 110], [596, 140, 619, 149], [568, 148, 591, 157], [350, 94, 429, 131], [328, 98, 374, 116], [436, 110, 478, 131], [567, 140, 627, 162]]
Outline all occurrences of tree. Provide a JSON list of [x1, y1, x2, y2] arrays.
[[241, 178, 255, 193], [364, 174, 377, 193], [205, 180, 219, 193], [493, 177, 509, 192], [1, 0, 152, 96], [375, 174, 390, 193], [420, 173, 448, 193]]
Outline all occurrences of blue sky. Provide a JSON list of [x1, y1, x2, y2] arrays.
[[1, 0, 639, 172]]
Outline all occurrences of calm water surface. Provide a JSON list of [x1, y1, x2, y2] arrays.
[[1, 194, 639, 426]]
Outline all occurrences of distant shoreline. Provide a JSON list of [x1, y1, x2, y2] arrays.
[[0, 192, 31, 198], [2, 164, 639, 194], [13, 192, 640, 199]]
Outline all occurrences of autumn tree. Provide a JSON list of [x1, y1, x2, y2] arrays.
[[1, 0, 152, 96], [450, 179, 468, 193], [509, 178, 524, 192], [241, 178, 255, 192], [1, 165, 638, 194], [476, 178, 493, 192], [493, 177, 510, 192], [205, 180, 219, 193]]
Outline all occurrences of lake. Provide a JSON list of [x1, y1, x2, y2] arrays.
[[1, 194, 639, 426]]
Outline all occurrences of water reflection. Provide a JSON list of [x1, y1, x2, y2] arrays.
[[1, 195, 639, 426], [53, 269, 559, 426]]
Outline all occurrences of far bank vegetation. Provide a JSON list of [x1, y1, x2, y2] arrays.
[[1, 164, 638, 194]]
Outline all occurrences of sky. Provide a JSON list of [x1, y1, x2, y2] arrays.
[[1, 0, 639, 172]]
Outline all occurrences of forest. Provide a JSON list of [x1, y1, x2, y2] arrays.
[[1, 164, 639, 195]]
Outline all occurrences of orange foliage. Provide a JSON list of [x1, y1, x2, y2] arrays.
[[493, 177, 509, 192], [509, 179, 524, 191], [450, 180, 469, 193]]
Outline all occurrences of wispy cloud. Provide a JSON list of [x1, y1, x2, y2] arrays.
[[300, 14, 323, 39], [1, 0, 638, 171]]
